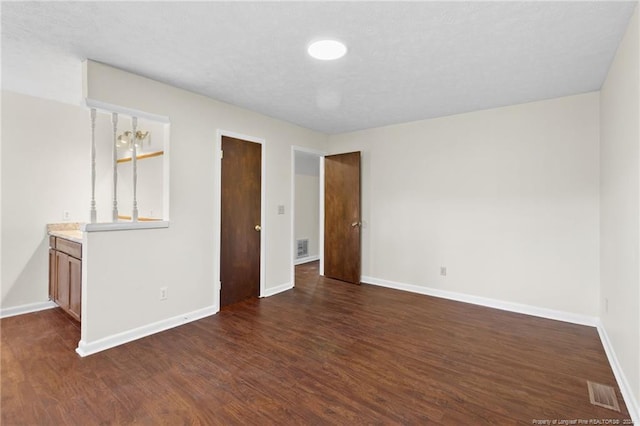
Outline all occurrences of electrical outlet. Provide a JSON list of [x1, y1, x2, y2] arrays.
[[160, 287, 168, 301], [440, 266, 447, 276], [278, 205, 285, 215], [63, 210, 71, 221]]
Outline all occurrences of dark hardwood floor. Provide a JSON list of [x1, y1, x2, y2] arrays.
[[1, 261, 632, 425]]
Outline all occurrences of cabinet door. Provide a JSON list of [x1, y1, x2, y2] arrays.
[[68, 256, 81, 321], [55, 251, 70, 310], [49, 248, 57, 301]]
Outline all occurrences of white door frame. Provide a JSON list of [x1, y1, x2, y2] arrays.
[[215, 130, 266, 311], [290, 146, 327, 287]]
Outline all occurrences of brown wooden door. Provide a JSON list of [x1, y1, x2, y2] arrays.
[[324, 152, 361, 284], [220, 136, 261, 307]]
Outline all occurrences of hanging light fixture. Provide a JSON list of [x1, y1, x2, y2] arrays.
[[116, 130, 150, 151]]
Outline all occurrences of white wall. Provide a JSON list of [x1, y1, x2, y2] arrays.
[[329, 92, 600, 317], [1, 90, 2, 309], [600, 6, 640, 412], [1, 91, 90, 308], [295, 174, 320, 259], [81, 61, 327, 343]]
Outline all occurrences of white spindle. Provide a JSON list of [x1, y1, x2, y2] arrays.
[[90, 108, 97, 223], [111, 112, 119, 222], [131, 117, 139, 222]]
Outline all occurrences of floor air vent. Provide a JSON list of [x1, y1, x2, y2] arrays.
[[587, 381, 620, 412], [296, 239, 309, 258]]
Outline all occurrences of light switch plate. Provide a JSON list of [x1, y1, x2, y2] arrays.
[[278, 205, 285, 215]]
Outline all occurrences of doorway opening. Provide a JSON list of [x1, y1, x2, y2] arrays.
[[291, 147, 325, 287]]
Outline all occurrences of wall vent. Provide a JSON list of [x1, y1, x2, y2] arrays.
[[296, 239, 309, 258], [587, 381, 620, 412]]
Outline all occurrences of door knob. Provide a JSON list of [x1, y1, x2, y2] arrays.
[[351, 221, 362, 228], [255, 225, 261, 231]]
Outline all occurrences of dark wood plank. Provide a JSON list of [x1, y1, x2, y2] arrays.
[[1, 261, 633, 425], [324, 152, 361, 284]]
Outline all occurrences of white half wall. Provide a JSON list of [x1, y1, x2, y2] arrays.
[[328, 92, 601, 318], [600, 5, 640, 415]]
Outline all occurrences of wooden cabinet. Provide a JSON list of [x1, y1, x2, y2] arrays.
[[55, 251, 70, 310], [49, 237, 82, 322], [48, 247, 57, 303], [68, 256, 81, 320]]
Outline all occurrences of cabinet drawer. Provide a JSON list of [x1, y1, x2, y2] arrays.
[[56, 238, 82, 259]]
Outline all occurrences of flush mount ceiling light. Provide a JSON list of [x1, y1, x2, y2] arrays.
[[307, 39, 347, 60]]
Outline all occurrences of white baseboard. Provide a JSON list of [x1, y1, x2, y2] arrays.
[[76, 305, 217, 357], [596, 319, 639, 424], [294, 255, 319, 266], [262, 282, 293, 297], [0, 300, 57, 319], [362, 276, 598, 327]]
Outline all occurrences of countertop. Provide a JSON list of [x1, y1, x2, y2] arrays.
[[47, 223, 84, 243]]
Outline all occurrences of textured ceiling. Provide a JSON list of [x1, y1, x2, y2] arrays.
[[1, 1, 636, 134]]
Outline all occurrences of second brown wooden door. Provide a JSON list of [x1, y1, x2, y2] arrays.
[[220, 136, 262, 307], [324, 152, 362, 284]]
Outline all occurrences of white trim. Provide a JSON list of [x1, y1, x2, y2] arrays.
[[262, 282, 294, 297], [214, 135, 222, 307], [162, 123, 171, 221], [294, 255, 320, 266], [319, 156, 325, 277], [215, 130, 266, 301], [362, 275, 598, 327], [596, 319, 640, 424], [75, 305, 217, 357], [0, 301, 57, 319], [290, 148, 296, 288], [84, 98, 170, 123], [82, 221, 169, 232]]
